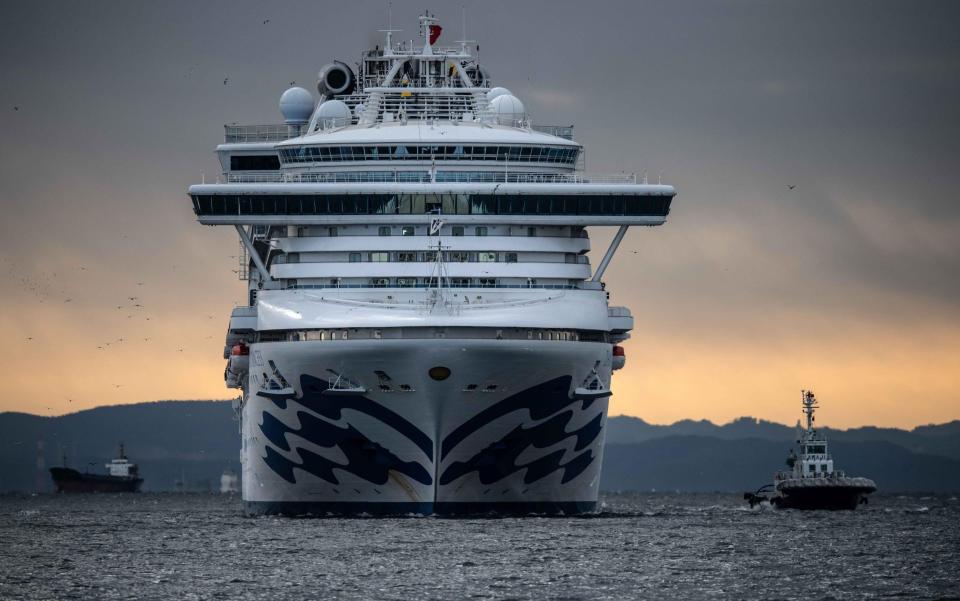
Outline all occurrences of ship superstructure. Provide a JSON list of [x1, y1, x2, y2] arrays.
[[190, 13, 675, 515]]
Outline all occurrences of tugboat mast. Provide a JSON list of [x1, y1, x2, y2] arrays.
[[802, 390, 818, 433]]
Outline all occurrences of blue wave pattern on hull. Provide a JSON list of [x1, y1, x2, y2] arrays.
[[258, 374, 434, 486], [257, 374, 604, 490], [440, 376, 603, 486], [260, 411, 432, 485]]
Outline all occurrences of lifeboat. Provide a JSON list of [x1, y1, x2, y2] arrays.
[[612, 345, 626, 370], [228, 342, 250, 380]]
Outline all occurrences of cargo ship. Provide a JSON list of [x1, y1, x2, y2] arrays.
[[49, 443, 143, 493]]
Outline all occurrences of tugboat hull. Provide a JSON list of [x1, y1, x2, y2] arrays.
[[50, 467, 143, 493], [774, 477, 876, 510]]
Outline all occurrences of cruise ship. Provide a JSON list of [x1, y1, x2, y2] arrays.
[[187, 13, 675, 515]]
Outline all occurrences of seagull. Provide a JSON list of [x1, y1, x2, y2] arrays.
[[13, 106, 18, 111], [787, 185, 796, 190]]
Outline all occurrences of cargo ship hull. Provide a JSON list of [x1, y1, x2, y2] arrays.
[[50, 467, 143, 493]]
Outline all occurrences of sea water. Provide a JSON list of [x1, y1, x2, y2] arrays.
[[1, 492, 957, 600]]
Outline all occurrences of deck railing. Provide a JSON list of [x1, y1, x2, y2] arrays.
[[224, 123, 575, 143], [219, 171, 637, 184]]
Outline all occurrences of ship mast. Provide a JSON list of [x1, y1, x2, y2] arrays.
[[801, 390, 818, 434]]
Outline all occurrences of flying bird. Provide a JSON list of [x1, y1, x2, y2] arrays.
[[263, 19, 270, 24], [13, 106, 18, 111], [223, 77, 229, 85], [787, 185, 796, 190]]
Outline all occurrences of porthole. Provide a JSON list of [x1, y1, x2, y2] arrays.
[[429, 366, 451, 381]]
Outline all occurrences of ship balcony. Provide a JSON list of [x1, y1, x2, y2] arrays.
[[275, 235, 590, 254], [222, 123, 576, 144], [216, 171, 636, 185], [270, 261, 592, 281]]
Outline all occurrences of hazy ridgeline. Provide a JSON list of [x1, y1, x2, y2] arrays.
[[1, 401, 958, 493]]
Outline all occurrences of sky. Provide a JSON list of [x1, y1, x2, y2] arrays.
[[0, 0, 958, 428]]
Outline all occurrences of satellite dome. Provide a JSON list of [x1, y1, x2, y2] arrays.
[[279, 87, 314, 125], [315, 99, 352, 129], [490, 94, 525, 126], [486, 87, 511, 102]]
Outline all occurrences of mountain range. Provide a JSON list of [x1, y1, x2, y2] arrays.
[[1, 401, 958, 493]]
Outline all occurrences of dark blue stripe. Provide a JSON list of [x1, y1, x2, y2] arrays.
[[297, 375, 434, 461], [244, 500, 597, 517], [441, 376, 575, 459]]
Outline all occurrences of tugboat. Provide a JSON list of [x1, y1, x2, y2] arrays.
[[745, 391, 876, 510], [49, 443, 144, 493]]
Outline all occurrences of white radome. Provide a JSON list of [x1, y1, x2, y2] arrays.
[[315, 99, 352, 129], [278, 87, 314, 125], [490, 94, 525, 126], [486, 86, 512, 102]]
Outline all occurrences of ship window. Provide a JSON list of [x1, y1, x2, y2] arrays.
[[369, 252, 389, 262], [349, 253, 362, 263], [449, 251, 469, 263], [527, 227, 537, 237], [396, 252, 416, 262], [452, 226, 464, 236], [371, 278, 389, 287], [342, 330, 348, 339], [230, 155, 280, 171], [402, 226, 416, 236], [475, 226, 488, 236], [397, 278, 417, 287], [374, 330, 382, 339], [478, 252, 497, 262], [328, 227, 338, 237], [378, 226, 392, 236], [505, 253, 518, 263]]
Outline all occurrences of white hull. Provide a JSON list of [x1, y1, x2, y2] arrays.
[[241, 338, 612, 515]]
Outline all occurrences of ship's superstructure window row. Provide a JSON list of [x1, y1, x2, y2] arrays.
[[278, 145, 579, 165], [275, 251, 587, 265], [255, 327, 610, 343], [191, 193, 671, 217], [285, 280, 576, 290]]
